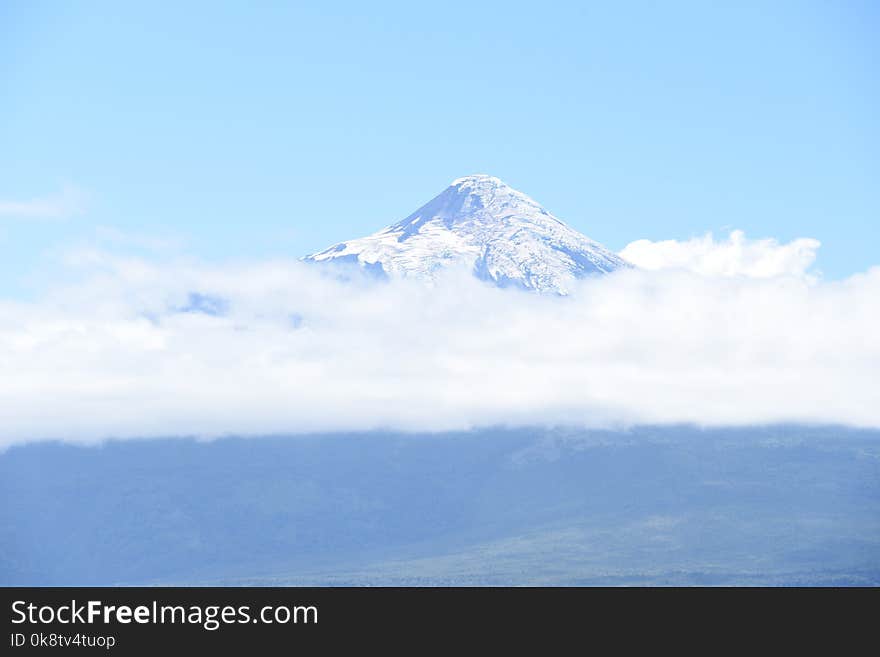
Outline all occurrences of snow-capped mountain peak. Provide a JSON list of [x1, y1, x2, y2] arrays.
[[305, 175, 630, 293]]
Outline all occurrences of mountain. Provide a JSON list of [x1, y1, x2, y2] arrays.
[[304, 174, 630, 293], [5, 427, 879, 585]]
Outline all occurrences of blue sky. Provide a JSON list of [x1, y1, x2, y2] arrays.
[[1, 1, 877, 296]]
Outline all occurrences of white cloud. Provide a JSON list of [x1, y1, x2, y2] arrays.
[[0, 237, 878, 449], [619, 230, 821, 278], [0, 184, 87, 220]]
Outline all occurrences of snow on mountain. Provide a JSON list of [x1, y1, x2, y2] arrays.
[[304, 174, 631, 293]]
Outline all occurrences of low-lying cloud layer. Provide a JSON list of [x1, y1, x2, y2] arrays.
[[1, 232, 877, 448]]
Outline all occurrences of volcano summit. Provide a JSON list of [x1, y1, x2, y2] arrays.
[[305, 175, 630, 293]]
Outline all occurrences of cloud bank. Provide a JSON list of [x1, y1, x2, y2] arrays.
[[619, 230, 821, 279], [0, 232, 877, 448]]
